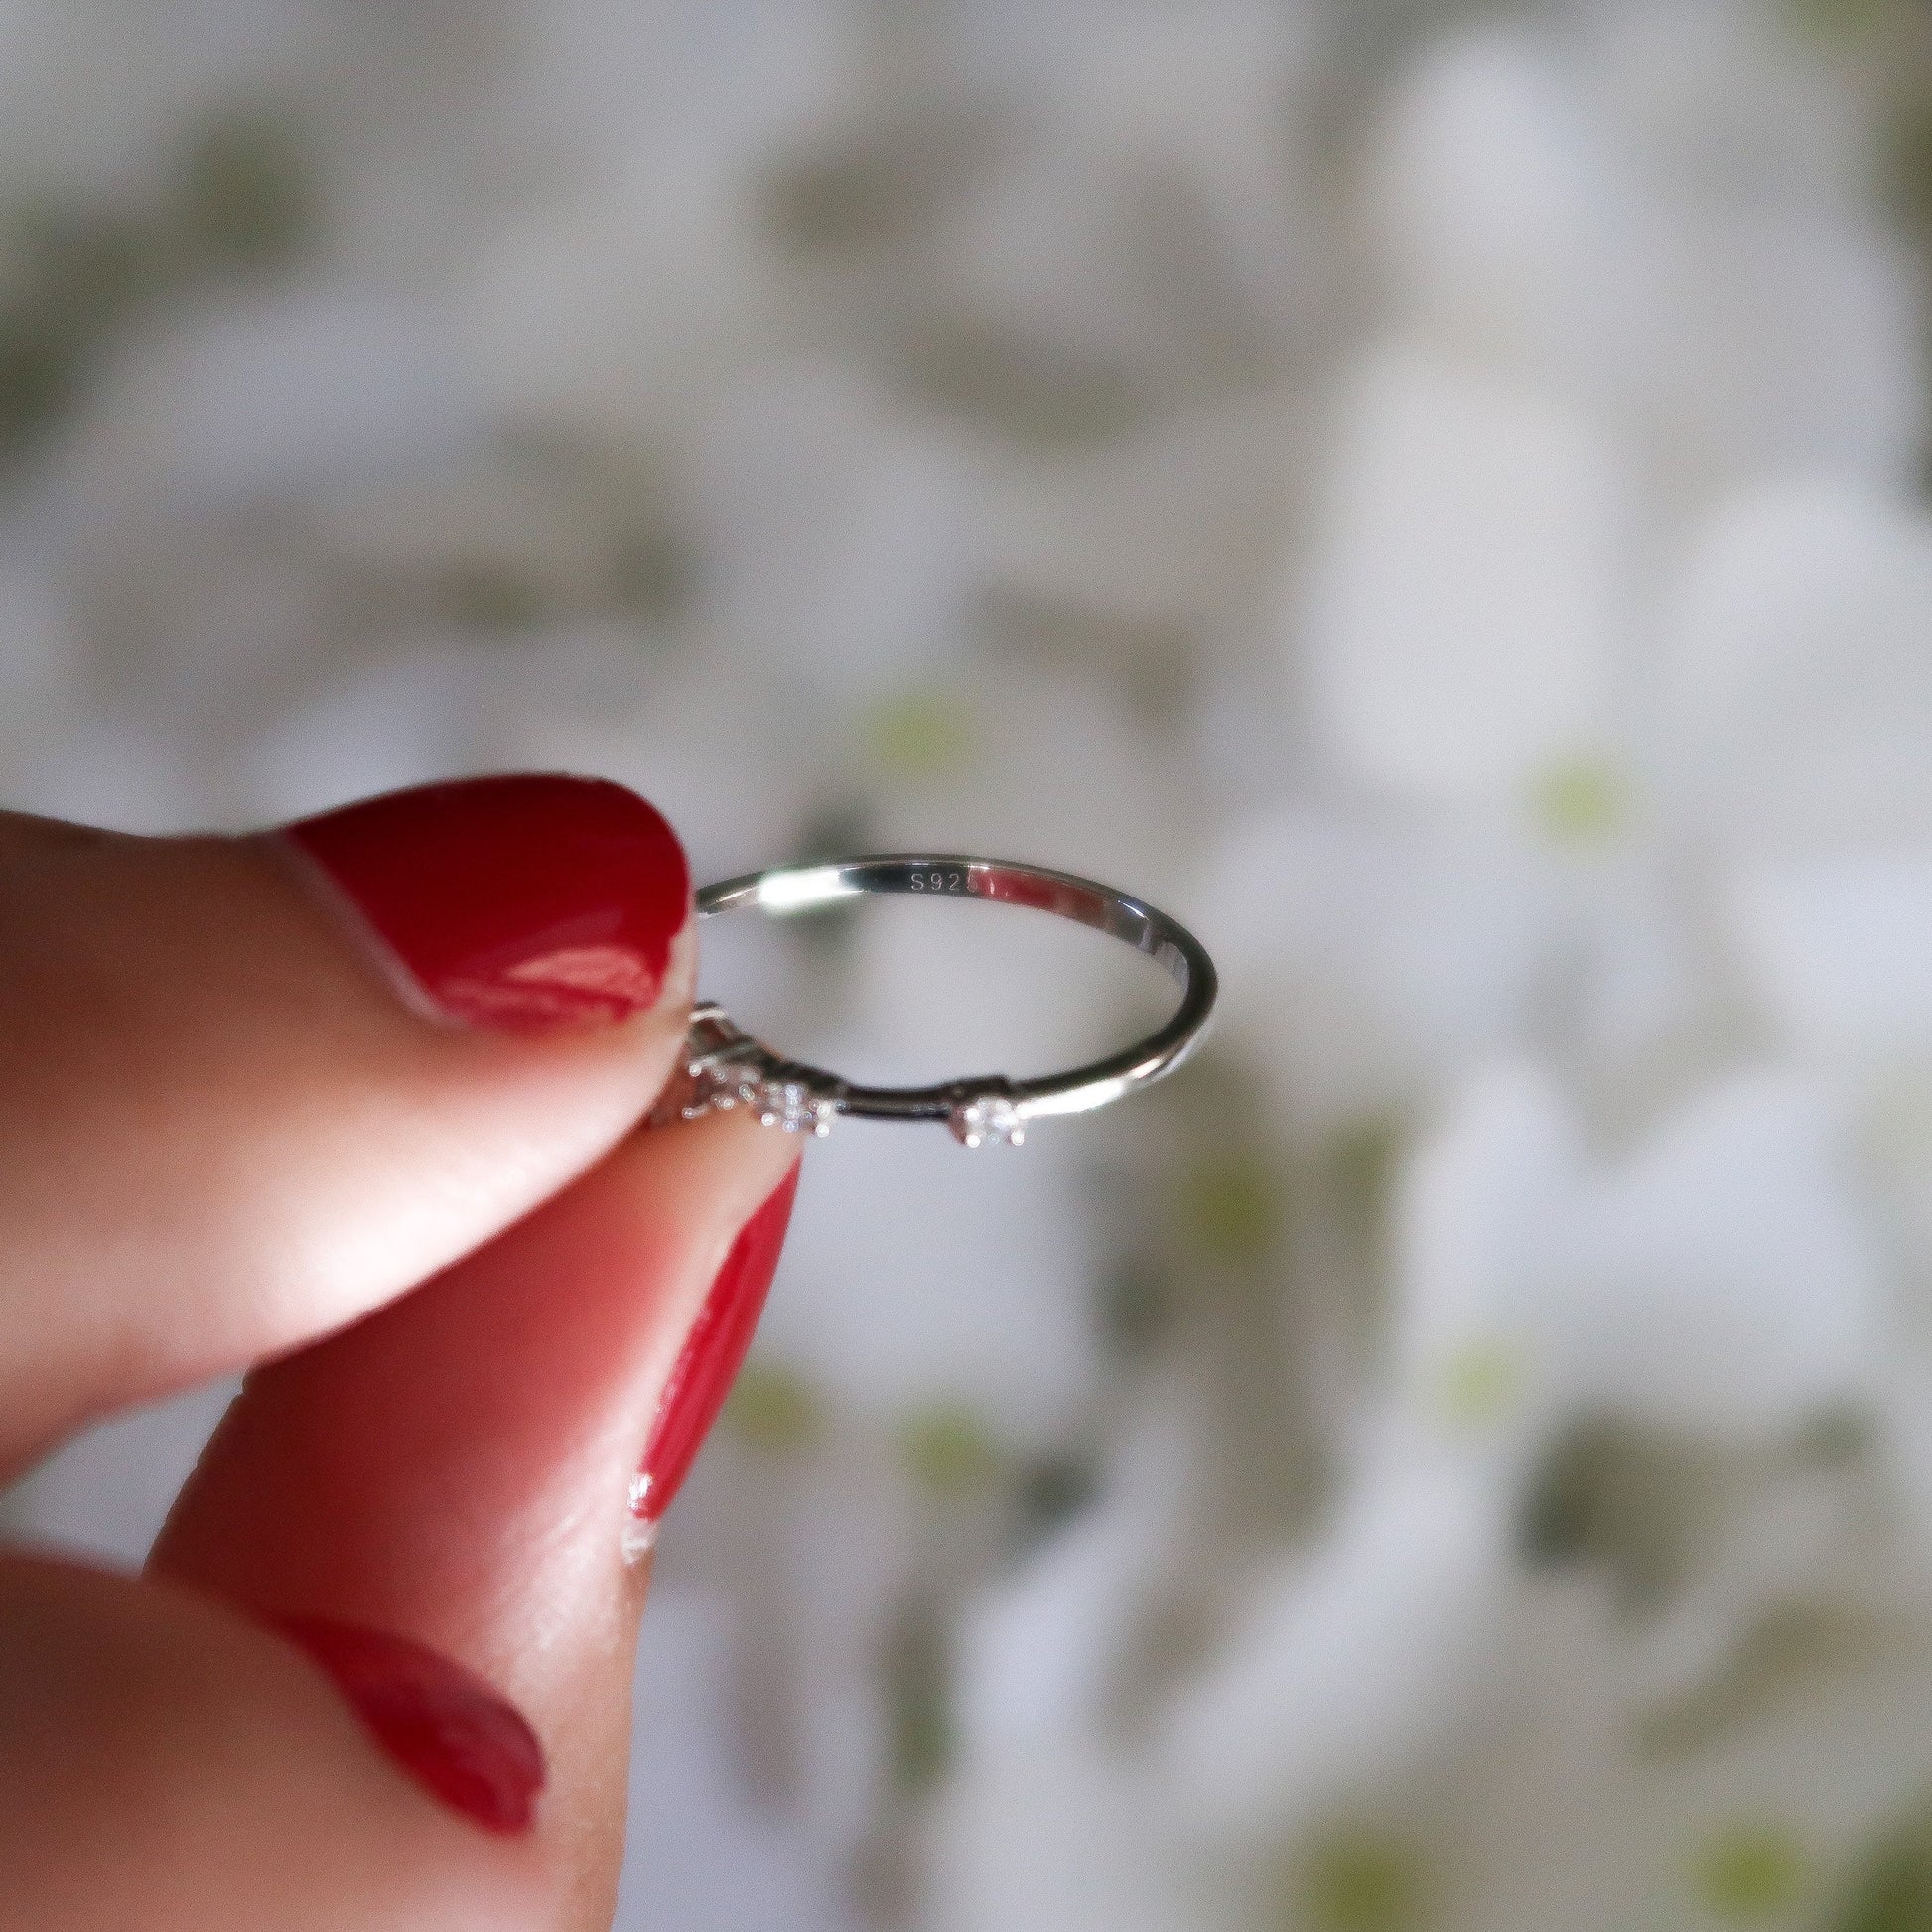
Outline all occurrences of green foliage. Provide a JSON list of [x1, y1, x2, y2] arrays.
[[898, 1401, 1003, 1500], [0, 301, 84, 454], [1014, 1451, 1097, 1542], [178, 108, 319, 273], [1785, 0, 1896, 43], [0, 104, 320, 463], [724, 1359, 826, 1454], [1531, 754, 1626, 848], [902, 314, 1143, 449], [0, 207, 161, 455], [1832, 1813, 1932, 1931], [1888, 89, 1932, 232], [1517, 1416, 1696, 1605], [20, 208, 156, 335], [606, 525, 695, 619], [1329, 1118, 1399, 1239], [438, 563, 549, 634], [760, 143, 916, 253], [863, 688, 976, 777], [1431, 1337, 1528, 1430], [1293, 1823, 1427, 1932], [1099, 1254, 1170, 1356], [1176, 1150, 1283, 1266], [884, 1605, 953, 1795], [1690, 1820, 1806, 1922]]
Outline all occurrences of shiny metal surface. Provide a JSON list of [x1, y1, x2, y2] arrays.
[[677, 855, 1218, 1144]]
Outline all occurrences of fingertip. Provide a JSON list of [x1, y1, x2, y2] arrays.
[[0, 1556, 546, 1931], [279, 774, 692, 1033], [0, 785, 700, 1464], [269, 1614, 547, 1838]]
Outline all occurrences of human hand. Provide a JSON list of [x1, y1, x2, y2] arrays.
[[0, 775, 802, 1930]]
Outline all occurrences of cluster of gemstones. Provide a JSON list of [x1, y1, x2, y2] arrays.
[[670, 1003, 1030, 1146], [686, 1050, 841, 1137], [668, 1003, 844, 1137]]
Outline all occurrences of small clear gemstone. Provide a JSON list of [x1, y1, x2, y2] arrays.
[[759, 1078, 837, 1134], [949, 1093, 1025, 1148], [692, 1052, 764, 1112]]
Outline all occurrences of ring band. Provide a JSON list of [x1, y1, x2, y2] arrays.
[[660, 855, 1218, 1147]]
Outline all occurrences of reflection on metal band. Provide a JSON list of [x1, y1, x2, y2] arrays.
[[678, 854, 1217, 1146]]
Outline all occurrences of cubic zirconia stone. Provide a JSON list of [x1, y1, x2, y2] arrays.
[[759, 1078, 837, 1134], [693, 1053, 761, 1110], [949, 1093, 1024, 1148]]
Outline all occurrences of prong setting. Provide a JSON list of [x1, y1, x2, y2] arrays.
[[947, 1091, 1025, 1149], [676, 854, 1216, 1147], [671, 1005, 844, 1137]]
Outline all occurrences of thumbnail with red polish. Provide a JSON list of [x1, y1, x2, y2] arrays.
[[632, 1162, 802, 1531], [284, 773, 690, 1031], [271, 1615, 545, 1837]]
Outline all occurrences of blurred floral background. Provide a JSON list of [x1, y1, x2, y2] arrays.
[[8, 0, 1932, 1926]]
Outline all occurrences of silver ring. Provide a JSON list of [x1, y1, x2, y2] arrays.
[[660, 855, 1218, 1147]]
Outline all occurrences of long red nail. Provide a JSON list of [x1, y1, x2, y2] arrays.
[[270, 1615, 545, 1836], [282, 773, 690, 1031], [630, 1163, 803, 1540]]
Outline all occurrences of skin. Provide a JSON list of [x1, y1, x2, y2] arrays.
[[0, 809, 801, 1930]]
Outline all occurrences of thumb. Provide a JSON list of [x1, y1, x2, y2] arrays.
[[0, 773, 693, 1471]]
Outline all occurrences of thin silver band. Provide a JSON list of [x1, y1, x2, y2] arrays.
[[663, 855, 1218, 1146]]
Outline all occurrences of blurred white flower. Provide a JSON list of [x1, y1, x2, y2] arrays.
[[759, 1118, 1097, 1446], [692, 362, 983, 710], [936, 0, 1318, 393], [1733, 852, 1932, 1082], [507, 632, 818, 885], [924, 1741, 1211, 1932], [1367, 24, 1639, 402], [1658, 479, 1932, 849], [64, 287, 466, 515], [1195, 808, 1566, 1136], [1373, 11, 1921, 494], [979, 389, 1304, 648], [1732, 841, 1932, 1290], [1303, 338, 1628, 804], [1223, 255, 1925, 1137], [618, 1582, 848, 1932], [952, 1390, 1198, 1759], [460, 0, 854, 452], [1393, 1061, 1886, 1452], [1162, 1452, 1521, 1845], [241, 642, 501, 823], [1593, 0, 1922, 492], [1210, 328, 1677, 1128]]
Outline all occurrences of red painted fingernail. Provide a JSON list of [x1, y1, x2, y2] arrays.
[[271, 1615, 545, 1836], [629, 1162, 803, 1540], [282, 773, 690, 1031]]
